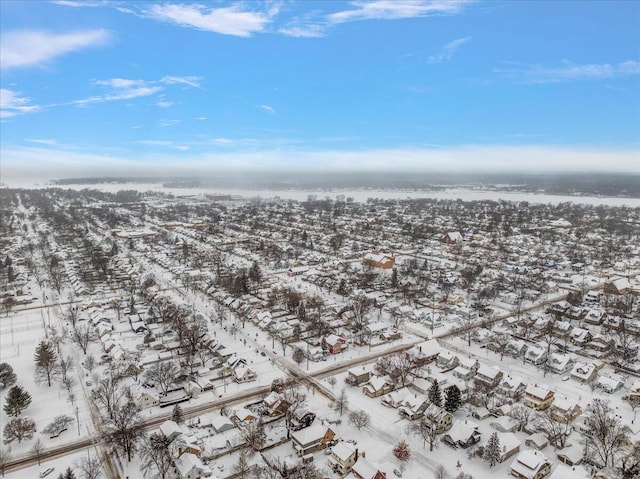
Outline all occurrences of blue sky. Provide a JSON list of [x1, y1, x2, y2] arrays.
[[1, 0, 639, 181]]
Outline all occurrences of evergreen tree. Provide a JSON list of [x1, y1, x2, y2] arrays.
[[483, 432, 501, 468], [57, 467, 76, 479], [0, 363, 17, 390], [428, 379, 442, 407], [444, 385, 462, 413], [391, 268, 398, 288], [336, 279, 348, 296], [172, 404, 184, 425], [34, 341, 58, 387], [392, 440, 411, 462], [3, 385, 31, 417]]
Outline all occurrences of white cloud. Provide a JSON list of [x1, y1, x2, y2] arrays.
[[156, 101, 174, 108], [328, 0, 470, 24], [145, 3, 273, 37], [159, 119, 182, 127], [0, 29, 109, 70], [279, 24, 326, 38], [258, 104, 277, 114], [428, 36, 471, 63], [161, 76, 203, 89], [0, 89, 40, 118], [495, 60, 640, 84]]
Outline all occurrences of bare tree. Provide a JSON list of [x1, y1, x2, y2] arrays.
[[0, 447, 11, 477], [534, 409, 571, 448], [240, 418, 266, 452], [434, 465, 449, 479], [143, 361, 180, 395], [30, 438, 44, 466], [511, 405, 534, 432], [409, 416, 439, 451], [139, 433, 172, 479], [103, 393, 143, 462], [334, 388, 348, 417], [84, 354, 96, 373], [92, 375, 121, 419], [3, 417, 36, 444], [583, 399, 630, 468], [348, 410, 371, 430], [231, 450, 252, 479], [388, 353, 415, 388], [72, 324, 97, 355], [75, 455, 103, 479], [59, 355, 74, 384]]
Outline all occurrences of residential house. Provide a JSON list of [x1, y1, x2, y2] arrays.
[[524, 384, 555, 410], [525, 345, 548, 366], [349, 457, 387, 479], [525, 433, 549, 451], [233, 366, 257, 384], [406, 339, 441, 367], [570, 328, 592, 346], [137, 390, 159, 409], [398, 395, 430, 420], [628, 380, 640, 407], [324, 334, 348, 355], [174, 453, 212, 479], [595, 374, 624, 394], [556, 445, 584, 466], [232, 407, 256, 423], [381, 389, 412, 409], [423, 404, 453, 433], [550, 397, 582, 423], [548, 353, 574, 375], [345, 367, 372, 386], [496, 432, 522, 463], [548, 464, 590, 479], [160, 420, 183, 442], [436, 350, 460, 370], [328, 442, 358, 475], [497, 375, 527, 400], [290, 409, 316, 431], [262, 391, 290, 416], [509, 450, 551, 479], [362, 377, 395, 398], [362, 251, 395, 269], [490, 416, 518, 433], [291, 424, 335, 456], [211, 415, 235, 433], [474, 365, 503, 388], [506, 339, 528, 358], [442, 232, 463, 244], [587, 336, 614, 358], [570, 362, 597, 383], [444, 419, 482, 448]]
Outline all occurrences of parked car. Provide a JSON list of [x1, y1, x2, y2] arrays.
[[40, 468, 55, 478]]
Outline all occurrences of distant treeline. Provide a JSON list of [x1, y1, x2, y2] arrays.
[[52, 172, 639, 198]]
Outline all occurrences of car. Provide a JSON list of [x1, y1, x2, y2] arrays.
[[324, 448, 333, 455], [86, 380, 92, 386], [393, 469, 403, 477], [345, 439, 357, 445], [40, 468, 55, 478], [561, 375, 570, 381]]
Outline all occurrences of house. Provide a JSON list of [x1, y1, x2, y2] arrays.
[[436, 350, 460, 370], [381, 389, 411, 409], [406, 339, 440, 367], [232, 407, 256, 423], [525, 345, 548, 366], [556, 445, 584, 466], [328, 442, 358, 475], [262, 391, 290, 416], [174, 452, 212, 479], [137, 390, 159, 409], [496, 432, 522, 463], [349, 457, 387, 479], [423, 404, 453, 433], [497, 375, 527, 400], [211, 415, 234, 433], [291, 424, 335, 456], [628, 380, 640, 407], [324, 334, 348, 355], [173, 434, 202, 458], [233, 366, 257, 383], [595, 374, 624, 394], [452, 365, 476, 381], [550, 397, 582, 424], [442, 232, 463, 244], [444, 419, 482, 448], [525, 433, 549, 450], [490, 416, 518, 433], [345, 367, 372, 386], [160, 420, 183, 442], [290, 409, 316, 431], [474, 365, 503, 388], [570, 327, 592, 346], [362, 377, 395, 398], [570, 362, 597, 383], [509, 450, 551, 479], [548, 353, 574, 375], [548, 464, 590, 479], [603, 277, 631, 295], [362, 251, 395, 269], [398, 395, 430, 420], [524, 384, 555, 410]]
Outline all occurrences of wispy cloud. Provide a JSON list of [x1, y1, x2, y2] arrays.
[[0, 89, 40, 119], [156, 101, 173, 108], [328, 0, 471, 24], [495, 60, 640, 84], [145, 3, 275, 37], [51, 0, 107, 7], [258, 104, 277, 114], [159, 119, 182, 127], [136, 140, 189, 150], [0, 29, 109, 70], [428, 36, 471, 63], [161, 75, 203, 89]]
